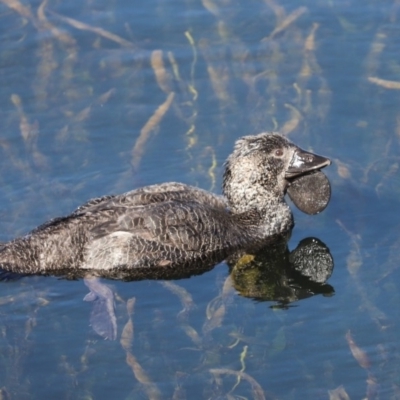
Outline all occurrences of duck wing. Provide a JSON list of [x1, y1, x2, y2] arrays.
[[81, 196, 250, 269], [89, 200, 231, 253], [74, 183, 227, 215]]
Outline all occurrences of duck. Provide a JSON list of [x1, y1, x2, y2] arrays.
[[0, 132, 331, 275]]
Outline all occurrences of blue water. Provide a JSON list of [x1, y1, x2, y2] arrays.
[[0, 0, 399, 398]]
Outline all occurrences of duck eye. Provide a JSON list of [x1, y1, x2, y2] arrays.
[[275, 149, 283, 157]]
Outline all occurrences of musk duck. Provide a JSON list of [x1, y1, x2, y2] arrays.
[[0, 132, 331, 275]]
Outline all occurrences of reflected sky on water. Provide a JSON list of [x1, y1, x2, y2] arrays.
[[0, 0, 400, 398]]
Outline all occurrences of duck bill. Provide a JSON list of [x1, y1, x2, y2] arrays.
[[285, 148, 331, 179]]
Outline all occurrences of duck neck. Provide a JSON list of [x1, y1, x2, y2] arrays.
[[223, 168, 293, 238], [231, 196, 293, 239]]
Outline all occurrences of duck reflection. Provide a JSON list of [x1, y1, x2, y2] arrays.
[[0, 237, 335, 340], [78, 234, 334, 339], [227, 236, 334, 307], [0, 234, 334, 340]]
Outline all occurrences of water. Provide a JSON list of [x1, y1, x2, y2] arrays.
[[0, 0, 399, 398]]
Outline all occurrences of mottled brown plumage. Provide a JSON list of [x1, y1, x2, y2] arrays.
[[0, 133, 330, 275]]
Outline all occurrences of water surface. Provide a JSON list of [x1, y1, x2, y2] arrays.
[[0, 0, 399, 398]]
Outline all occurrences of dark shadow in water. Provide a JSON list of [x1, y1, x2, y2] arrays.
[[0, 235, 334, 339], [228, 237, 334, 308]]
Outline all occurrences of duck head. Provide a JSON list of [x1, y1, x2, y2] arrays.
[[223, 133, 331, 215]]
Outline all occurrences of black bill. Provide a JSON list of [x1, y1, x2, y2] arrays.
[[285, 148, 331, 179]]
